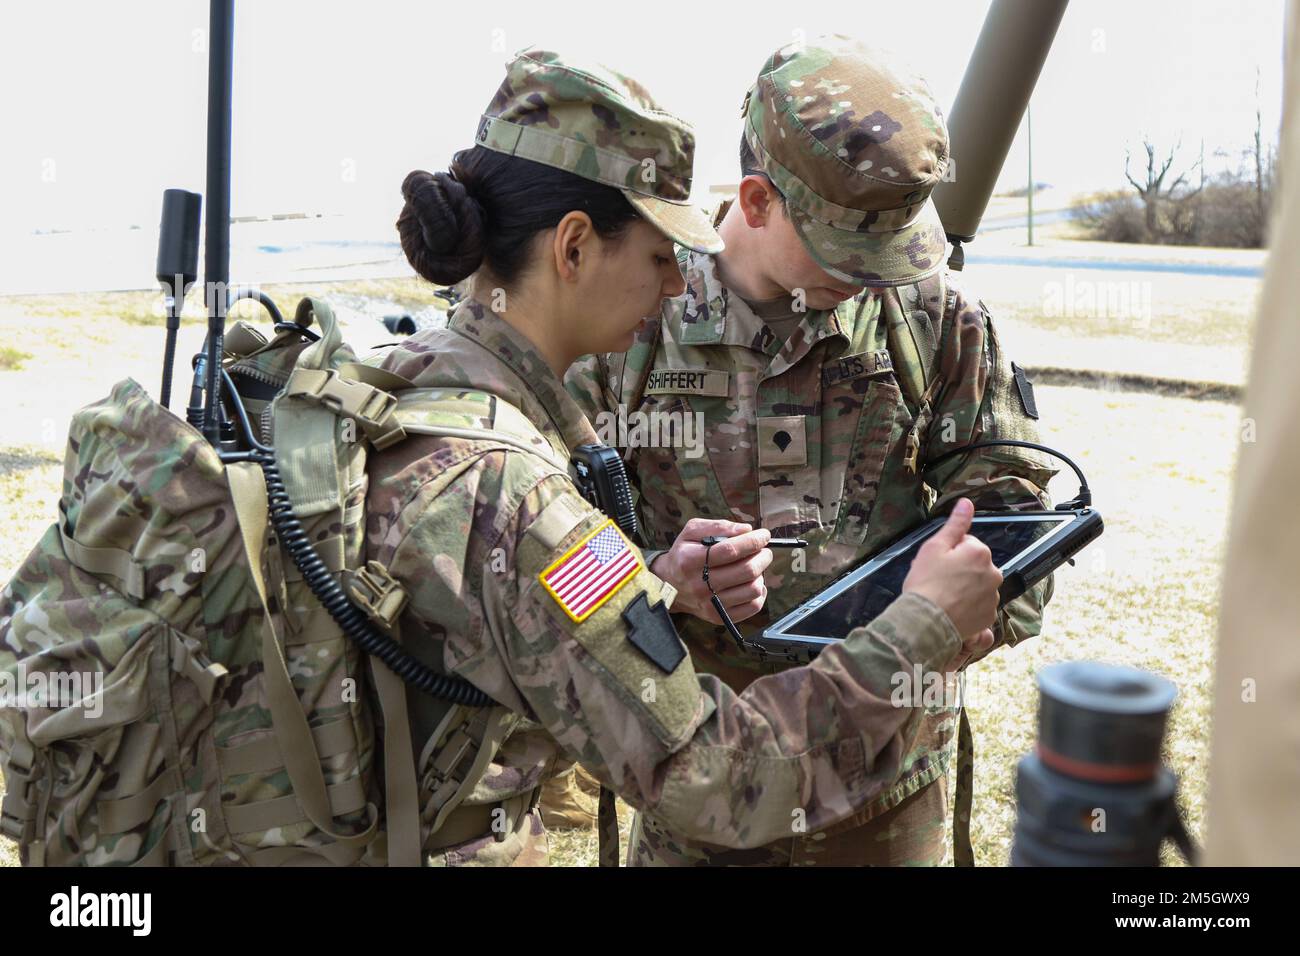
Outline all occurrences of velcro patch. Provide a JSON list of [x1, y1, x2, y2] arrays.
[[822, 349, 894, 388], [1012, 362, 1040, 420], [645, 368, 729, 397], [525, 493, 590, 552], [621, 592, 686, 673], [757, 415, 807, 467], [539, 519, 642, 622]]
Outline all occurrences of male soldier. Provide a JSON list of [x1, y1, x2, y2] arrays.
[[566, 35, 1057, 865]]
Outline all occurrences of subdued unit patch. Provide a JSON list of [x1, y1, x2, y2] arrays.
[[1012, 362, 1040, 419], [620, 592, 686, 674]]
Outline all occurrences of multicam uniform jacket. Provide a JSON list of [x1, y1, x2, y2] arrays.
[[362, 295, 973, 861], [565, 248, 1058, 836]]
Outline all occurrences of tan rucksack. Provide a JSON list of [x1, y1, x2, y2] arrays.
[[0, 297, 533, 866]]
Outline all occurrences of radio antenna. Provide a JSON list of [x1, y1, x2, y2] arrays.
[[200, 0, 234, 446]]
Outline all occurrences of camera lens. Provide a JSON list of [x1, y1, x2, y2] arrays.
[[1037, 661, 1176, 784]]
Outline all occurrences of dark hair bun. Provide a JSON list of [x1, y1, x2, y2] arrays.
[[397, 169, 485, 285]]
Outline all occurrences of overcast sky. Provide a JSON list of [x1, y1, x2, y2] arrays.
[[0, 0, 1288, 235]]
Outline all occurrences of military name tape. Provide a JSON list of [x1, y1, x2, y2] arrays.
[[645, 368, 730, 397], [821, 349, 894, 388]]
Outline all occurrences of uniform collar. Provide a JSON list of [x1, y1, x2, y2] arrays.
[[444, 298, 599, 453], [666, 247, 857, 371]]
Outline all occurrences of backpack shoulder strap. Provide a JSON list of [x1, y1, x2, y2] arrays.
[[391, 388, 571, 475], [886, 269, 948, 409], [381, 387, 562, 855], [613, 309, 667, 411], [226, 461, 379, 858]]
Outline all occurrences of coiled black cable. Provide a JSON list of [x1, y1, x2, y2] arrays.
[[252, 449, 494, 707], [207, 355, 494, 707], [925, 439, 1091, 509]]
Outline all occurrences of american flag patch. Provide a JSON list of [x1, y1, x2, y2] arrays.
[[539, 519, 642, 622]]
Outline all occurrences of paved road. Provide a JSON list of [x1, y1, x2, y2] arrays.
[[979, 208, 1078, 232], [964, 253, 1263, 278], [1, 213, 1266, 295]]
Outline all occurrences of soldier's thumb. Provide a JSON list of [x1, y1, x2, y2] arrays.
[[933, 498, 975, 549]]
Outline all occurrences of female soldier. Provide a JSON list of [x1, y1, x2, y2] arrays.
[[366, 48, 1001, 865]]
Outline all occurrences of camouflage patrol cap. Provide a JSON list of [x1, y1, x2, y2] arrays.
[[742, 35, 950, 286], [476, 48, 722, 253]]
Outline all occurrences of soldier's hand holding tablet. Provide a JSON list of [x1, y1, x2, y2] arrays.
[[902, 498, 1001, 668]]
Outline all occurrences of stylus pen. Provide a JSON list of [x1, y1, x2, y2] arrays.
[[700, 535, 808, 548]]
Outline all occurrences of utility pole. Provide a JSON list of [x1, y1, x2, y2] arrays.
[[1027, 102, 1034, 247]]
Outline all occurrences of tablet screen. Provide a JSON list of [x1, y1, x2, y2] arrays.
[[788, 517, 1066, 641]]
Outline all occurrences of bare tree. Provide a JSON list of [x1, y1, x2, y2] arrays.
[[1253, 69, 1267, 234], [1124, 137, 1204, 243]]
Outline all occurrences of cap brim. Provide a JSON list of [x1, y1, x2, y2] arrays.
[[788, 197, 949, 287], [624, 192, 724, 254]]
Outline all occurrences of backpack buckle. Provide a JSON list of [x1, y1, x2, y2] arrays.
[[903, 428, 921, 474], [347, 560, 410, 630], [904, 400, 935, 475], [286, 368, 405, 449], [0, 755, 38, 845], [422, 726, 476, 804]]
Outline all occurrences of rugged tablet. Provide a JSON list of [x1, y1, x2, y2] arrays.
[[759, 509, 1103, 663]]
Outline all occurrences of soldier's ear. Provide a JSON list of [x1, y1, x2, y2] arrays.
[[736, 174, 780, 229], [552, 211, 596, 281]]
